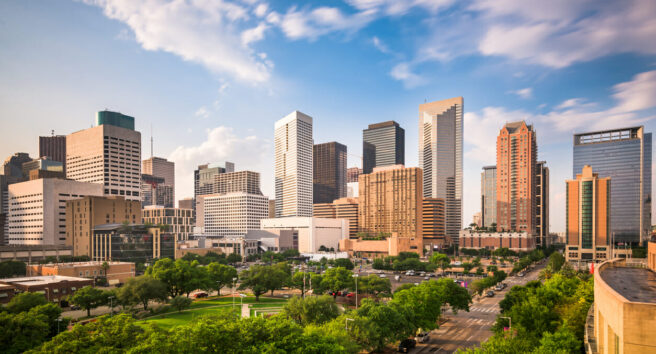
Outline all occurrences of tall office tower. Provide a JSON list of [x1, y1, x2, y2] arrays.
[[66, 196, 141, 257], [214, 171, 262, 195], [66, 111, 141, 201], [199, 192, 269, 237], [419, 97, 463, 244], [496, 121, 537, 234], [363, 121, 405, 174], [268, 199, 276, 218], [565, 165, 610, 262], [347, 167, 362, 183], [194, 162, 234, 200], [274, 111, 313, 217], [358, 165, 422, 239], [535, 161, 550, 247], [8, 179, 103, 245], [0, 175, 7, 245], [39, 135, 67, 173], [313, 197, 359, 238], [313, 142, 347, 203], [481, 166, 497, 228], [423, 198, 446, 248], [142, 157, 175, 206], [141, 174, 173, 208], [3, 153, 32, 183], [573, 127, 652, 244]]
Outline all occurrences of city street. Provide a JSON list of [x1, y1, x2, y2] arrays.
[[415, 262, 544, 353]]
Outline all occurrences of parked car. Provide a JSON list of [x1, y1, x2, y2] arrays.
[[70, 305, 81, 311], [194, 292, 208, 298], [395, 275, 401, 281], [423, 276, 430, 281], [485, 291, 495, 297], [379, 274, 387, 278], [398, 338, 416, 352], [414, 332, 430, 343], [453, 261, 462, 266], [517, 272, 525, 277], [346, 293, 354, 298], [341, 291, 350, 297], [428, 273, 435, 277]]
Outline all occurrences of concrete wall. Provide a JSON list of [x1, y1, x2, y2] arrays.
[[339, 234, 422, 258]]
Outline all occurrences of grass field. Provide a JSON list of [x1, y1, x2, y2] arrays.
[[139, 296, 288, 330]]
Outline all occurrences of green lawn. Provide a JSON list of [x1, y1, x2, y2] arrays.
[[139, 296, 287, 330]]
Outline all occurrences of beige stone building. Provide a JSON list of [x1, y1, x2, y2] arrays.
[[423, 198, 446, 248], [28, 261, 135, 285], [358, 165, 423, 239], [66, 196, 141, 257], [458, 230, 535, 252], [339, 233, 423, 258], [142, 205, 193, 241], [313, 197, 359, 238]]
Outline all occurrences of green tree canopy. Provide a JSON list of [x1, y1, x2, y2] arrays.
[[69, 286, 108, 317], [206, 263, 238, 295], [170, 296, 193, 312], [321, 267, 354, 298], [5, 292, 47, 313], [282, 295, 340, 326], [116, 275, 168, 310]]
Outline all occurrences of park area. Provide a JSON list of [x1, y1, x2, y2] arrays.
[[138, 296, 288, 330]]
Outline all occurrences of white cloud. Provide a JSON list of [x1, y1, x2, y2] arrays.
[[512, 87, 532, 99], [372, 36, 390, 53], [86, 0, 272, 83], [195, 106, 209, 119], [168, 126, 271, 200], [279, 6, 375, 40], [389, 62, 427, 89], [612, 70, 656, 113], [347, 0, 455, 16], [241, 22, 269, 45], [254, 3, 268, 18]]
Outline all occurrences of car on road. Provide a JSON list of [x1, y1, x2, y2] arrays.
[[379, 274, 387, 278], [414, 332, 430, 343], [70, 305, 81, 311], [398, 338, 416, 352], [346, 293, 354, 298], [395, 275, 401, 281], [485, 291, 495, 297], [517, 272, 525, 277], [194, 292, 208, 298], [423, 276, 430, 281], [453, 261, 462, 266]]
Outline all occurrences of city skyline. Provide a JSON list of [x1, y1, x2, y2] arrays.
[[2, 1, 656, 233]]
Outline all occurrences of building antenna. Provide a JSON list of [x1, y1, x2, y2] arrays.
[[51, 129, 54, 137], [150, 123, 154, 158]]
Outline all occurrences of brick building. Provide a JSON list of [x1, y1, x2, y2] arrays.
[[458, 229, 535, 252], [28, 261, 135, 285]]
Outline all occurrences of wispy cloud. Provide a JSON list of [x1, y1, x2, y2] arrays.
[[511, 87, 532, 99], [389, 62, 427, 89]]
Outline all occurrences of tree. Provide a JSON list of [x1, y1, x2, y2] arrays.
[[5, 292, 47, 313], [321, 267, 354, 298], [146, 258, 185, 298], [281, 249, 300, 258], [0, 260, 26, 278], [290, 271, 311, 296], [29, 303, 67, 339], [170, 296, 192, 312], [0, 311, 49, 353], [282, 295, 340, 325], [430, 253, 451, 275], [358, 274, 391, 296], [69, 286, 108, 317], [238, 264, 286, 301], [226, 253, 242, 264], [475, 267, 484, 275], [100, 261, 110, 276], [334, 258, 354, 270], [353, 300, 414, 351], [117, 276, 168, 310], [206, 263, 238, 295]]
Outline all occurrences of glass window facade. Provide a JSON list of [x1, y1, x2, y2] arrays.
[[313, 142, 347, 203], [96, 111, 135, 130], [363, 121, 405, 174], [581, 181, 593, 249]]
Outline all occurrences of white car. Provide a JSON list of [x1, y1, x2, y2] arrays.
[[379, 274, 387, 278], [453, 261, 462, 266], [415, 332, 430, 343]]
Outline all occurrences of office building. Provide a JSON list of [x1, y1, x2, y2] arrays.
[[66, 196, 141, 257], [22, 157, 64, 178], [313, 197, 359, 238], [423, 198, 446, 248], [459, 230, 535, 252], [66, 111, 141, 201], [347, 167, 362, 183], [141, 174, 173, 208], [142, 206, 194, 241], [91, 224, 175, 262], [419, 97, 463, 244], [363, 121, 404, 174], [481, 165, 497, 228], [214, 170, 262, 195], [0, 276, 93, 305], [340, 233, 423, 258], [573, 127, 651, 244], [0, 176, 6, 245], [536, 161, 550, 247], [194, 162, 234, 212], [142, 157, 175, 206], [3, 153, 32, 183], [8, 179, 103, 245], [198, 192, 269, 237], [179, 197, 194, 210], [347, 182, 359, 198], [313, 142, 347, 203], [565, 166, 611, 262], [274, 111, 313, 217], [358, 165, 422, 239], [28, 261, 135, 285], [260, 217, 348, 253], [268, 199, 276, 218], [39, 135, 66, 173], [472, 212, 482, 228], [496, 121, 537, 234], [177, 237, 260, 258]]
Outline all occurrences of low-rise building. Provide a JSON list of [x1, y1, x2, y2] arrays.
[[27, 261, 135, 285], [92, 224, 175, 263], [0, 275, 93, 304], [313, 197, 359, 239], [339, 233, 423, 258], [458, 230, 536, 252], [176, 236, 258, 258], [260, 217, 348, 253], [0, 244, 73, 262], [245, 230, 295, 252], [142, 206, 194, 241]]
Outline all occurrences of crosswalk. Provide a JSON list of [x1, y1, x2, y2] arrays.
[[469, 306, 500, 314]]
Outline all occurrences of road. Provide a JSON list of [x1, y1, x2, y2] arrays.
[[415, 262, 544, 353]]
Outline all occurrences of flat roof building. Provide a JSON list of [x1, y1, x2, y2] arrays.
[[198, 192, 269, 237], [313, 197, 359, 239], [363, 121, 405, 174], [260, 217, 348, 253], [28, 261, 135, 285], [459, 230, 535, 252], [313, 142, 347, 204], [143, 205, 193, 241], [142, 157, 175, 207], [92, 224, 174, 263], [0, 275, 93, 304]]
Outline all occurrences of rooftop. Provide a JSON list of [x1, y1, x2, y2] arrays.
[[34, 261, 133, 268], [0, 275, 91, 286], [600, 266, 656, 303]]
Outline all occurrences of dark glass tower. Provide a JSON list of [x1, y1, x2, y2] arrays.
[[96, 110, 135, 130], [313, 142, 347, 203], [39, 135, 66, 173], [362, 121, 405, 174], [573, 126, 652, 245]]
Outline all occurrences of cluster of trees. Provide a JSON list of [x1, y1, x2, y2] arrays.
[[147, 258, 238, 297], [0, 260, 26, 277], [0, 293, 69, 353], [469, 270, 507, 295], [30, 277, 472, 353], [180, 251, 242, 266], [511, 249, 549, 274], [460, 263, 593, 353], [245, 249, 300, 262], [37, 255, 90, 265], [372, 252, 437, 272]]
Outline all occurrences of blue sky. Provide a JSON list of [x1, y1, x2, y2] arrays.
[[1, 0, 656, 233]]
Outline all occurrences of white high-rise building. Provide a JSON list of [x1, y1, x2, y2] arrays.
[[274, 111, 313, 217], [199, 192, 269, 237], [142, 157, 175, 206], [66, 111, 141, 201], [419, 97, 463, 244], [7, 178, 103, 245]]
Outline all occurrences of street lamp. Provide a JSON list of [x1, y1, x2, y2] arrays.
[[56, 317, 63, 334], [353, 274, 359, 309], [108, 296, 115, 316], [345, 317, 354, 330], [500, 316, 512, 336], [232, 277, 238, 311]]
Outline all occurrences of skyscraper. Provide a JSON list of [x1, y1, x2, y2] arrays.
[[565, 165, 610, 262], [419, 97, 463, 244], [362, 121, 404, 174], [141, 174, 173, 208], [142, 157, 175, 207], [66, 111, 141, 201], [214, 171, 262, 195], [536, 161, 550, 247], [274, 111, 313, 217], [313, 142, 347, 203], [3, 153, 32, 183], [39, 135, 66, 173], [573, 126, 651, 244], [194, 162, 234, 200], [347, 167, 362, 183], [481, 165, 497, 228], [496, 121, 537, 234]]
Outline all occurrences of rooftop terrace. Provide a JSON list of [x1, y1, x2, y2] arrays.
[[600, 266, 656, 303]]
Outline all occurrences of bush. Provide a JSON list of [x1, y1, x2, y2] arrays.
[[170, 296, 192, 312]]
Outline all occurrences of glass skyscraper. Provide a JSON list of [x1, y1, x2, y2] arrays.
[[481, 165, 497, 228], [362, 121, 405, 174], [313, 142, 347, 203], [573, 126, 651, 244]]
